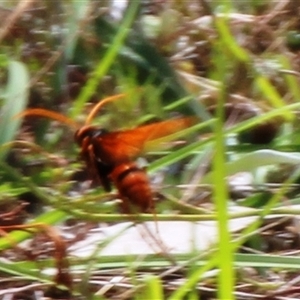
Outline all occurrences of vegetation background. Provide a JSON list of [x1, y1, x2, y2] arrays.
[[1, 0, 300, 299]]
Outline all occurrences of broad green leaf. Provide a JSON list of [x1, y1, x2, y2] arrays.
[[0, 60, 29, 159], [203, 150, 300, 183]]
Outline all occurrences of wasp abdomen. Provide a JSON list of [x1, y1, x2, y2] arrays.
[[110, 162, 153, 212]]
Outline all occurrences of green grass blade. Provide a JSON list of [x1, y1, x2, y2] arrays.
[[70, 1, 140, 118], [0, 260, 52, 283], [0, 209, 67, 251], [255, 75, 293, 120], [215, 15, 249, 62], [212, 48, 234, 299], [278, 55, 300, 101], [141, 275, 163, 300]]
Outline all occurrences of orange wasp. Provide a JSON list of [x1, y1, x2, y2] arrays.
[[19, 94, 195, 213]]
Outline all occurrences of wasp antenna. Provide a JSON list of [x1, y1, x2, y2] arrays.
[[16, 108, 78, 129], [85, 93, 125, 125]]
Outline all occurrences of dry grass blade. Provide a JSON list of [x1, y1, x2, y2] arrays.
[[0, 0, 36, 42]]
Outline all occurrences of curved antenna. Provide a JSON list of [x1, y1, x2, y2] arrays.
[[85, 93, 125, 125], [16, 108, 78, 129]]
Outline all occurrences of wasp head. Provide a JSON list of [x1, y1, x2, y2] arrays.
[[74, 126, 109, 146]]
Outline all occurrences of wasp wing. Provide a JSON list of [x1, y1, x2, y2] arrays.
[[92, 117, 196, 164]]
